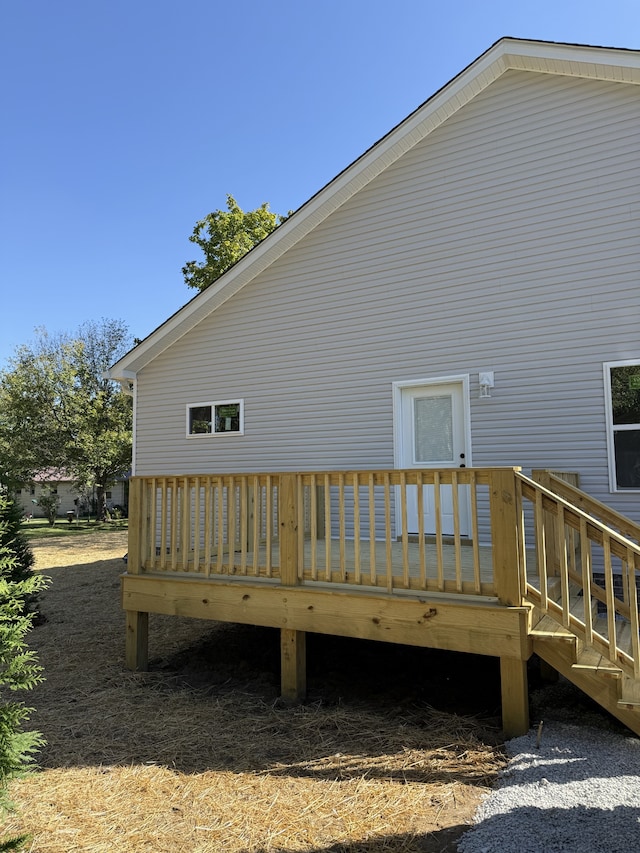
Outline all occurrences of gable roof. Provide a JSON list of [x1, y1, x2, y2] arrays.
[[107, 36, 640, 381]]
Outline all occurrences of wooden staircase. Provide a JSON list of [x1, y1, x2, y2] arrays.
[[517, 473, 640, 737], [530, 590, 640, 735]]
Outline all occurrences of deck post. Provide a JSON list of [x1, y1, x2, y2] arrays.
[[281, 628, 307, 702], [278, 474, 306, 700], [500, 656, 529, 737], [490, 468, 523, 606], [127, 476, 143, 574], [279, 473, 299, 586], [125, 611, 149, 671], [124, 477, 149, 671], [491, 469, 529, 735]]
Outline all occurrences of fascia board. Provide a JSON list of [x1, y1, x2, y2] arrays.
[[107, 38, 640, 380], [503, 41, 640, 84]]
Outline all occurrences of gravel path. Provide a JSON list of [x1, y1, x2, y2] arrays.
[[458, 722, 640, 853]]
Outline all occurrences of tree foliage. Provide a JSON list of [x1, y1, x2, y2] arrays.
[[182, 194, 288, 292], [0, 320, 133, 522], [0, 494, 34, 598], [0, 490, 47, 849], [35, 493, 60, 528]]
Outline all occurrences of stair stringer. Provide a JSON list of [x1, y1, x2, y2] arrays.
[[532, 634, 640, 737]]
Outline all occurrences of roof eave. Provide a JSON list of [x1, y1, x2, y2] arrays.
[[106, 37, 640, 381]]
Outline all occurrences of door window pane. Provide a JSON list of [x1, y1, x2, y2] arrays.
[[413, 396, 453, 463]]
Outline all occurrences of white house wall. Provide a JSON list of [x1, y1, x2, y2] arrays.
[[16, 481, 127, 519], [135, 70, 640, 522]]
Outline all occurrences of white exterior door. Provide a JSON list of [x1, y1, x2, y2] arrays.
[[396, 381, 470, 536]]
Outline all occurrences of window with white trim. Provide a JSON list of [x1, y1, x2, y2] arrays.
[[604, 362, 640, 491], [186, 400, 244, 436]]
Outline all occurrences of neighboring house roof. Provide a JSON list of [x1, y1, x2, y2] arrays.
[[106, 36, 640, 382], [31, 469, 75, 484], [28, 470, 130, 484]]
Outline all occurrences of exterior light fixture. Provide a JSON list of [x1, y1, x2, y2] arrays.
[[479, 371, 495, 398]]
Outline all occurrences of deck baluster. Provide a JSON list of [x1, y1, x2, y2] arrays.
[[353, 472, 361, 584], [434, 473, 444, 591], [309, 474, 318, 580], [368, 473, 376, 585], [384, 473, 392, 593], [470, 472, 482, 594], [338, 472, 346, 582], [416, 472, 426, 588], [323, 474, 331, 582], [400, 472, 409, 588], [603, 536, 618, 658]]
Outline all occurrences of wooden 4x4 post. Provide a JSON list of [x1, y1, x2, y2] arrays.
[[490, 468, 530, 737], [279, 473, 306, 702], [124, 477, 149, 671]]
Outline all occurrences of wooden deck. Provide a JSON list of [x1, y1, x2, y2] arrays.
[[123, 467, 640, 737]]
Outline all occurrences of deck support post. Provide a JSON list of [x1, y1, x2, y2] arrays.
[[124, 477, 148, 670], [281, 628, 306, 702], [500, 656, 529, 737], [125, 610, 149, 671], [278, 474, 305, 701]]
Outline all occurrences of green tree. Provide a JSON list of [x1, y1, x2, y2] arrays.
[[182, 194, 288, 292], [0, 490, 47, 850], [0, 493, 34, 599], [0, 320, 132, 523], [35, 492, 60, 528]]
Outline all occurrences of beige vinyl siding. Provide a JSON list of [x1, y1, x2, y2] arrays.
[[136, 69, 640, 522]]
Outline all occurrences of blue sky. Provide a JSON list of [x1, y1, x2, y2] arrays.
[[1, 0, 639, 368]]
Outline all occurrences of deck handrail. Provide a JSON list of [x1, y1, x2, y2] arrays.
[[533, 469, 640, 545], [127, 468, 525, 600], [516, 472, 640, 679]]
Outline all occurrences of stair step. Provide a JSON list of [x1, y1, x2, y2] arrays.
[[539, 583, 598, 620], [530, 615, 575, 642], [572, 647, 622, 678]]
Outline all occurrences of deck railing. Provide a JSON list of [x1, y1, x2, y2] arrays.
[[127, 468, 524, 601], [516, 473, 640, 679], [533, 469, 640, 545]]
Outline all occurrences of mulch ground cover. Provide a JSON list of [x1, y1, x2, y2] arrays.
[[2, 531, 519, 851]]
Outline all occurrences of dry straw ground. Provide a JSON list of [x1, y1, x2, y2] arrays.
[[2, 531, 509, 852]]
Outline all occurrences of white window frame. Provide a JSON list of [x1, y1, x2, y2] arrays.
[[186, 399, 244, 438], [603, 360, 640, 492]]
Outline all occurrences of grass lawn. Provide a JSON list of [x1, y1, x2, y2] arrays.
[[20, 517, 128, 540]]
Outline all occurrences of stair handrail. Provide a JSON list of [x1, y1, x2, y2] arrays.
[[516, 472, 640, 679], [532, 469, 640, 545]]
